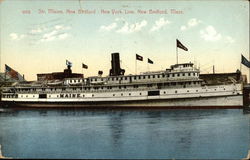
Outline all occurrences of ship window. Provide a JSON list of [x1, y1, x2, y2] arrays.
[[116, 77, 119, 80], [143, 76, 146, 79], [26, 95, 28, 97], [175, 90, 178, 93], [148, 90, 160, 96], [134, 85, 138, 88], [124, 86, 127, 89], [121, 93, 123, 96], [158, 75, 160, 78], [188, 73, 191, 76], [187, 90, 189, 92], [39, 94, 47, 98], [224, 88, 226, 90], [139, 76, 141, 79], [140, 93, 142, 95], [129, 93, 131, 96], [196, 90, 198, 92], [167, 74, 169, 77], [152, 75, 155, 78], [147, 84, 153, 87], [148, 75, 150, 78], [193, 73, 195, 76], [214, 89, 216, 91], [125, 77, 127, 80], [92, 94, 94, 97], [119, 86, 121, 89], [163, 91, 166, 94], [112, 78, 114, 81], [95, 79, 97, 81], [113, 94, 115, 96], [183, 73, 185, 76], [172, 74, 175, 77], [177, 74, 180, 77]]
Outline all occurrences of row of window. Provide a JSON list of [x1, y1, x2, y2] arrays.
[[87, 72, 198, 82], [15, 81, 201, 92], [3, 87, 227, 98]]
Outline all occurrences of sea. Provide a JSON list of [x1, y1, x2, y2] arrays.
[[0, 108, 249, 159]]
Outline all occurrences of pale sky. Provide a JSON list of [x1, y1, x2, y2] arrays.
[[0, 0, 249, 80]]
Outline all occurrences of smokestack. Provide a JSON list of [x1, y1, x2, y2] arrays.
[[109, 53, 125, 76]]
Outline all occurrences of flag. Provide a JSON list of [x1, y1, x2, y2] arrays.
[[177, 39, 188, 51], [82, 63, 88, 69], [148, 58, 153, 64], [66, 60, 72, 67], [5, 64, 19, 80], [136, 54, 143, 61], [241, 55, 250, 68]]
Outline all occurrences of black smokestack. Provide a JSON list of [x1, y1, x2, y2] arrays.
[[109, 53, 125, 76]]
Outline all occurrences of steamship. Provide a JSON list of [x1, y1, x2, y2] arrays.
[[0, 53, 243, 108]]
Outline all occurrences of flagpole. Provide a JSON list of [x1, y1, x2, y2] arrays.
[[176, 45, 178, 64], [81, 66, 83, 90], [135, 57, 137, 75]]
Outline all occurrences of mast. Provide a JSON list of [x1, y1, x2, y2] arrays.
[[176, 44, 178, 64]]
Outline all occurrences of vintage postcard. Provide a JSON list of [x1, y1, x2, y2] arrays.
[[0, 0, 249, 159]]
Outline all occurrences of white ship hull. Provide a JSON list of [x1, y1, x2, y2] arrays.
[[1, 84, 243, 108], [1, 95, 242, 108]]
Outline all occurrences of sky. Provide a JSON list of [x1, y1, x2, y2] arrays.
[[0, 0, 249, 81]]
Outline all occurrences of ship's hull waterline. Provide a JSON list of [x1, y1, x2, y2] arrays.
[[0, 95, 243, 109]]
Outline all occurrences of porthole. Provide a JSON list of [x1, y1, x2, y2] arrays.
[[163, 91, 166, 94], [196, 90, 198, 92], [92, 94, 94, 97], [129, 93, 131, 96], [121, 93, 123, 96], [139, 93, 142, 95], [113, 94, 115, 96], [187, 90, 189, 92], [175, 91, 177, 93]]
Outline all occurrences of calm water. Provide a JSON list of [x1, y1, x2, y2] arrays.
[[0, 108, 249, 159]]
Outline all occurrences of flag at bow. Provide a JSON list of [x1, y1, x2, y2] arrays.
[[241, 55, 250, 68], [177, 39, 188, 51], [136, 54, 143, 61], [148, 58, 153, 64], [66, 60, 72, 67], [5, 64, 19, 80], [82, 63, 88, 69]]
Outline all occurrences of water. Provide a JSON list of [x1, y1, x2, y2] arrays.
[[0, 108, 249, 159]]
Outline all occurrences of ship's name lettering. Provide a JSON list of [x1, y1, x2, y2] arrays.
[[60, 94, 81, 98]]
